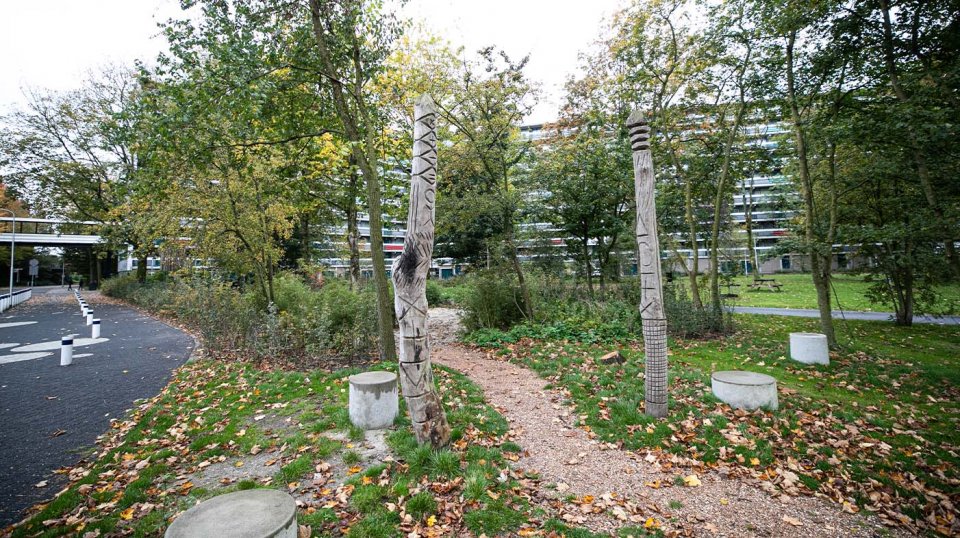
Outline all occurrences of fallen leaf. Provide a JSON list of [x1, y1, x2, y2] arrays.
[[34, 481, 48, 488], [683, 475, 702, 487], [782, 515, 803, 527], [119, 507, 134, 520]]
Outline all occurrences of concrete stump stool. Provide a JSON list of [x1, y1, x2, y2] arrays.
[[165, 489, 296, 538], [711, 370, 779, 411], [789, 332, 829, 365], [349, 371, 398, 430]]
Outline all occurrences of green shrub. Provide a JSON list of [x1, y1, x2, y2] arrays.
[[99, 272, 378, 363], [425, 280, 444, 306], [662, 282, 731, 337], [460, 271, 731, 344], [461, 269, 529, 331]]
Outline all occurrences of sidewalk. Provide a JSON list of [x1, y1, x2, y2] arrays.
[[729, 306, 960, 325]]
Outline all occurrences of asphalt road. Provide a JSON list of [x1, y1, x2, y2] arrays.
[[729, 306, 960, 325], [0, 287, 193, 526]]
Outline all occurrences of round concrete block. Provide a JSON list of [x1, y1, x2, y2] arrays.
[[789, 332, 829, 365], [349, 371, 398, 430], [711, 370, 778, 411], [165, 489, 296, 538]]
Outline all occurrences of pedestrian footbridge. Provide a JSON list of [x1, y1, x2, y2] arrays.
[[0, 217, 102, 247]]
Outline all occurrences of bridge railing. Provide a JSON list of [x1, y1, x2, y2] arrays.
[[0, 288, 32, 312]]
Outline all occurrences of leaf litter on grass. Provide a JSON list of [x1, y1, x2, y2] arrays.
[[4, 358, 602, 538], [471, 316, 959, 537]]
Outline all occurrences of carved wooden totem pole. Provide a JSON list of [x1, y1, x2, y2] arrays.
[[628, 110, 669, 418], [392, 95, 451, 447]]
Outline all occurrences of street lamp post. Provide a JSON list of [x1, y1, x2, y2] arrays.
[[0, 210, 15, 313]]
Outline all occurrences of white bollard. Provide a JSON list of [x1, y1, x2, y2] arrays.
[[61, 336, 74, 366], [86, 310, 94, 325], [92, 319, 100, 339]]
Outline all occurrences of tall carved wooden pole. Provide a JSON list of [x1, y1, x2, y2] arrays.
[[628, 110, 669, 418], [392, 95, 451, 447]]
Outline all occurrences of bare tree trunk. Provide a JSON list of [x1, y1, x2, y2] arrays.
[[745, 176, 758, 275], [136, 252, 148, 283], [628, 110, 668, 418], [362, 133, 398, 361], [308, 0, 396, 361], [503, 205, 533, 319], [392, 96, 451, 447], [346, 168, 361, 289], [684, 177, 703, 308], [710, 45, 752, 316], [583, 236, 594, 297], [786, 31, 837, 348], [301, 214, 311, 264]]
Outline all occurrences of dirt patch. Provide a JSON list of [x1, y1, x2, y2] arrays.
[[433, 344, 903, 537]]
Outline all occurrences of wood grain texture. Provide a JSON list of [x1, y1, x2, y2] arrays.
[[628, 109, 669, 418], [391, 95, 451, 446]]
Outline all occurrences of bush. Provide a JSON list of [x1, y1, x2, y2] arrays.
[[101, 272, 378, 363], [662, 282, 731, 338], [459, 269, 731, 343], [461, 269, 529, 331], [425, 280, 444, 306]]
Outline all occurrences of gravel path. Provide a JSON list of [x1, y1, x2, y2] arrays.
[[428, 309, 901, 537]]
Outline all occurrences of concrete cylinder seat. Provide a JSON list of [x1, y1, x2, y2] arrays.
[[789, 332, 829, 365], [348, 371, 399, 430], [165, 489, 296, 538], [711, 370, 778, 411]]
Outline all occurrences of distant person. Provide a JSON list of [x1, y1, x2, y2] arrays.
[[78, 277, 83, 290], [66, 275, 73, 290]]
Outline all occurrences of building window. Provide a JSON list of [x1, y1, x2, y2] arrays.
[[836, 253, 847, 269], [781, 256, 791, 270]]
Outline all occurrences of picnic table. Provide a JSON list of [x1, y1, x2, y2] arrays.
[[749, 277, 783, 292], [721, 281, 741, 298]]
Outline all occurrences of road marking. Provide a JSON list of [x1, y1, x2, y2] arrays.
[[12, 338, 110, 353], [0, 343, 20, 349], [0, 352, 53, 364], [0, 321, 39, 329]]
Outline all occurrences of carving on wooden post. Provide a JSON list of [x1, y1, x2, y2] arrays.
[[628, 109, 669, 418], [392, 95, 451, 447]]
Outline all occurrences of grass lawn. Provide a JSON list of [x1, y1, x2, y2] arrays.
[[725, 273, 960, 313], [468, 315, 960, 536], [6, 360, 595, 537]]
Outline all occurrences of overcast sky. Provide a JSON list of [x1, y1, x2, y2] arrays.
[[1, 0, 624, 123]]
